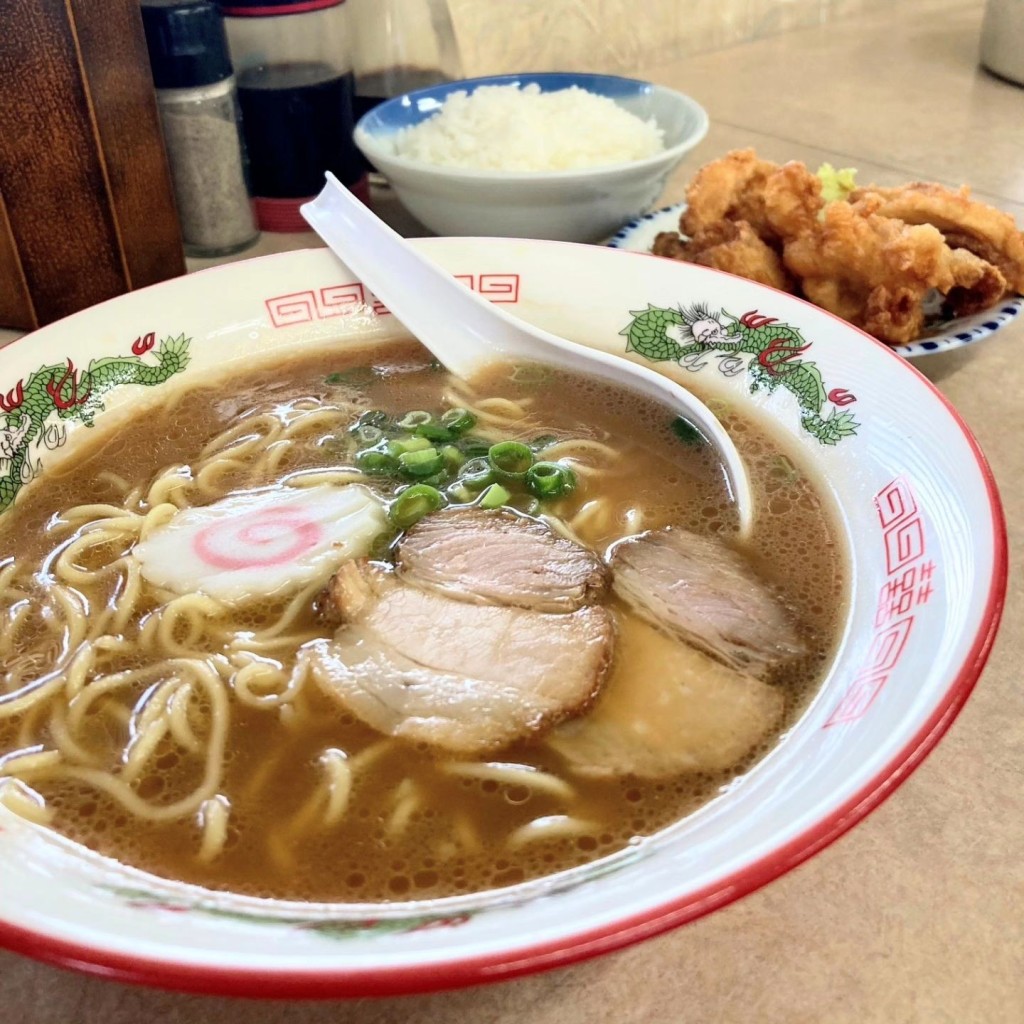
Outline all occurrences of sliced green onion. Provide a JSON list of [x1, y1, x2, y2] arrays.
[[528, 434, 559, 452], [353, 424, 384, 446], [368, 528, 400, 561], [488, 441, 534, 478], [459, 456, 494, 491], [441, 407, 477, 435], [398, 410, 433, 429], [447, 482, 476, 504], [389, 484, 444, 528], [398, 446, 443, 478], [526, 461, 576, 499], [387, 435, 432, 457], [413, 422, 455, 442], [356, 449, 398, 475], [509, 364, 552, 385], [478, 483, 511, 509], [670, 416, 704, 447], [457, 437, 492, 460], [441, 445, 465, 472], [327, 368, 377, 388], [353, 409, 389, 429]]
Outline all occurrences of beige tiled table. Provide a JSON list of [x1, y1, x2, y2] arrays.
[[2, 1, 1023, 1021]]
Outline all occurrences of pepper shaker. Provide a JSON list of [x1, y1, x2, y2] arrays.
[[141, 0, 258, 257]]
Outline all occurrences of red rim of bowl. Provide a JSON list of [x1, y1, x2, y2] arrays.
[[0, 247, 1008, 998]]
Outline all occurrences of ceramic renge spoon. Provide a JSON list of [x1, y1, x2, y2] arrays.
[[301, 173, 753, 539]]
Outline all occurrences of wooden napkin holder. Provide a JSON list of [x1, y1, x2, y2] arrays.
[[0, 0, 186, 331]]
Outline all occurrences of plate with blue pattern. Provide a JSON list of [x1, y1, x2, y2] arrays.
[[608, 203, 1024, 360]]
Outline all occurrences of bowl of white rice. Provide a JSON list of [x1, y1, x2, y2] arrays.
[[354, 73, 708, 242]]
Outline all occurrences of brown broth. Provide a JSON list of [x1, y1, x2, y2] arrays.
[[0, 341, 846, 902]]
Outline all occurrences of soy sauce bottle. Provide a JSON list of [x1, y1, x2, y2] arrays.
[[348, 0, 463, 124], [218, 0, 368, 232]]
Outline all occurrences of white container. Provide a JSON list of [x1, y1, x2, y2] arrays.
[[980, 0, 1024, 85]]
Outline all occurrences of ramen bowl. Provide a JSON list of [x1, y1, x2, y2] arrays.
[[354, 73, 708, 241], [0, 239, 1005, 997]]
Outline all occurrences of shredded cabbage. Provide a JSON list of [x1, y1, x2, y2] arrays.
[[817, 162, 858, 203]]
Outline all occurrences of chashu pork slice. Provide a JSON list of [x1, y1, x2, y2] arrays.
[[610, 529, 806, 679], [310, 561, 614, 755], [549, 616, 784, 778], [396, 506, 608, 612]]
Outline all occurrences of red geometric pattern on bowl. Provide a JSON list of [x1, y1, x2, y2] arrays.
[[825, 476, 936, 727], [265, 273, 521, 328]]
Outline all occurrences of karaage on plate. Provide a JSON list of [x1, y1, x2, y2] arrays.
[[652, 148, 1024, 345]]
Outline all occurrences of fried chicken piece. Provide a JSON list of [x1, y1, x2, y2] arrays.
[[651, 230, 689, 261], [763, 160, 824, 238], [781, 200, 1007, 345], [850, 182, 1024, 294], [660, 219, 794, 293], [681, 148, 781, 242], [941, 247, 1008, 318]]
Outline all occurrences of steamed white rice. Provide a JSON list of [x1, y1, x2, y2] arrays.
[[391, 83, 666, 172]]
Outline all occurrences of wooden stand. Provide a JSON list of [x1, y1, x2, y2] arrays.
[[0, 0, 185, 330]]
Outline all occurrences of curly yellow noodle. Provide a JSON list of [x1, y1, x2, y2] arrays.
[[342, 738, 386, 774], [46, 585, 88, 657], [197, 794, 230, 863], [45, 660, 229, 822], [507, 815, 598, 848], [0, 748, 62, 776], [62, 642, 97, 700], [452, 814, 482, 854], [263, 440, 295, 478], [48, 698, 104, 768], [1, 667, 68, 720], [4, 599, 30, 637], [57, 503, 142, 525], [385, 778, 420, 837], [145, 467, 196, 509], [139, 502, 179, 540], [67, 664, 175, 733], [52, 530, 133, 587], [0, 559, 17, 589], [122, 679, 182, 782], [280, 407, 345, 439], [283, 467, 367, 488], [257, 579, 325, 639], [111, 560, 145, 634], [166, 684, 202, 753], [194, 457, 252, 497], [154, 594, 229, 656], [231, 658, 307, 709], [93, 634, 131, 654], [198, 414, 282, 459], [0, 778, 54, 825], [568, 500, 613, 537], [440, 761, 575, 801], [15, 699, 49, 748], [542, 438, 620, 462], [622, 507, 645, 534], [226, 632, 315, 655], [320, 749, 352, 827], [265, 748, 353, 869], [94, 471, 131, 495], [124, 484, 146, 509]]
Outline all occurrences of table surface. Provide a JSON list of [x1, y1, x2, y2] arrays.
[[2, 1, 1023, 1020]]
